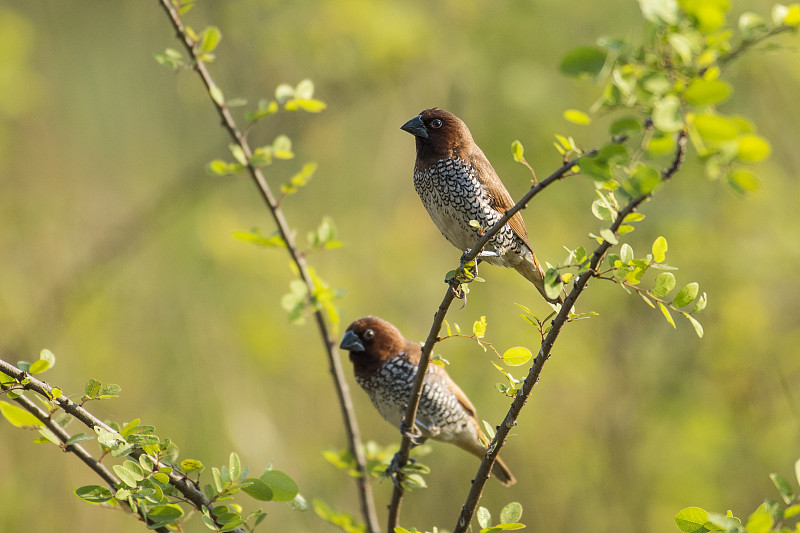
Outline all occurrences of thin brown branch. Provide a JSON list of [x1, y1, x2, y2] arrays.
[[0, 359, 249, 532], [701, 25, 797, 76], [0, 361, 173, 533], [155, 2, 379, 530], [386, 153, 587, 531], [452, 129, 689, 533]]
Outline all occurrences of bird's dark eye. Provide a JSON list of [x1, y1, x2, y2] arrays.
[[363, 329, 375, 340], [430, 118, 443, 129]]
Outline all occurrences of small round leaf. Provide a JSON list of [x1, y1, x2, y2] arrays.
[[503, 347, 533, 367]]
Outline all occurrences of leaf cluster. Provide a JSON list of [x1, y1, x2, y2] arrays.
[[675, 458, 800, 533], [0, 355, 302, 532]]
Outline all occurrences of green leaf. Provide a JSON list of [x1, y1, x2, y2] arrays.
[[229, 452, 241, 481], [0, 401, 43, 427], [674, 507, 711, 533], [29, 349, 56, 374], [684, 79, 732, 106], [74, 485, 114, 504], [473, 316, 487, 339], [707, 512, 741, 530], [500, 502, 523, 524], [652, 94, 684, 133], [477, 507, 492, 529], [206, 159, 241, 176], [639, 292, 656, 309], [113, 463, 143, 488], [638, 0, 679, 25], [272, 135, 294, 159], [210, 84, 224, 106], [624, 165, 660, 197], [212, 467, 224, 493], [770, 472, 795, 504], [147, 504, 184, 527], [281, 162, 317, 195], [85, 378, 102, 397], [785, 4, 800, 26], [139, 454, 155, 473], [728, 169, 759, 194], [560, 46, 607, 77], [98, 383, 121, 399], [285, 98, 327, 112], [652, 236, 668, 262], [119, 418, 140, 438], [652, 272, 676, 298], [37, 427, 60, 445], [693, 113, 740, 142], [591, 199, 615, 221], [658, 302, 676, 329], [563, 109, 592, 125], [261, 470, 299, 502], [744, 508, 774, 533], [795, 457, 800, 487], [673, 282, 699, 307], [242, 478, 274, 501], [620, 243, 633, 264], [154, 48, 185, 69], [233, 229, 287, 248], [503, 347, 532, 367], [294, 79, 315, 99], [403, 473, 427, 489], [483, 420, 496, 440], [245, 99, 279, 122], [229, 144, 248, 166], [646, 132, 677, 156], [609, 117, 641, 136], [736, 134, 771, 162], [739, 12, 767, 35], [543, 268, 564, 301], [197, 26, 222, 55], [275, 83, 294, 104], [511, 140, 525, 163], [66, 433, 94, 446], [599, 228, 618, 245], [683, 313, 704, 338]]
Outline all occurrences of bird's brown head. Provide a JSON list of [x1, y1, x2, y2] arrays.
[[400, 108, 474, 165], [340, 316, 416, 379]]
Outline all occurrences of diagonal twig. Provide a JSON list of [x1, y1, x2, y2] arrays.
[[0, 359, 232, 533], [452, 129, 688, 532], [155, 2, 380, 530], [386, 152, 591, 530]]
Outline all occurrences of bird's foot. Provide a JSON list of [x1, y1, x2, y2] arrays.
[[385, 453, 418, 486], [459, 249, 498, 281], [458, 251, 479, 282], [400, 421, 426, 446]]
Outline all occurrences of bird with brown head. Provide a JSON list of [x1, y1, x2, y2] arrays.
[[401, 108, 561, 304], [340, 315, 516, 486]]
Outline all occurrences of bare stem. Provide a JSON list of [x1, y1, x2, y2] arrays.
[[156, 2, 379, 530]]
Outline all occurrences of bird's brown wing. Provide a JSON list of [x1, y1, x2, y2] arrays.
[[471, 150, 533, 249], [429, 365, 478, 419]]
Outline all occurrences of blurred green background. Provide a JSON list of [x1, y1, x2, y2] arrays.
[[1, 1, 799, 532]]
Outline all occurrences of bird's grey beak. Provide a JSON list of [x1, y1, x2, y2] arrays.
[[400, 115, 428, 139], [340, 330, 365, 352]]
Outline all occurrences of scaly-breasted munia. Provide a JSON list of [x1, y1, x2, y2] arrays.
[[340, 315, 515, 486], [401, 108, 560, 304]]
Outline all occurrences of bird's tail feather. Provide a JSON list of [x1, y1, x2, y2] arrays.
[[492, 456, 516, 486], [454, 434, 517, 486], [515, 253, 564, 305]]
